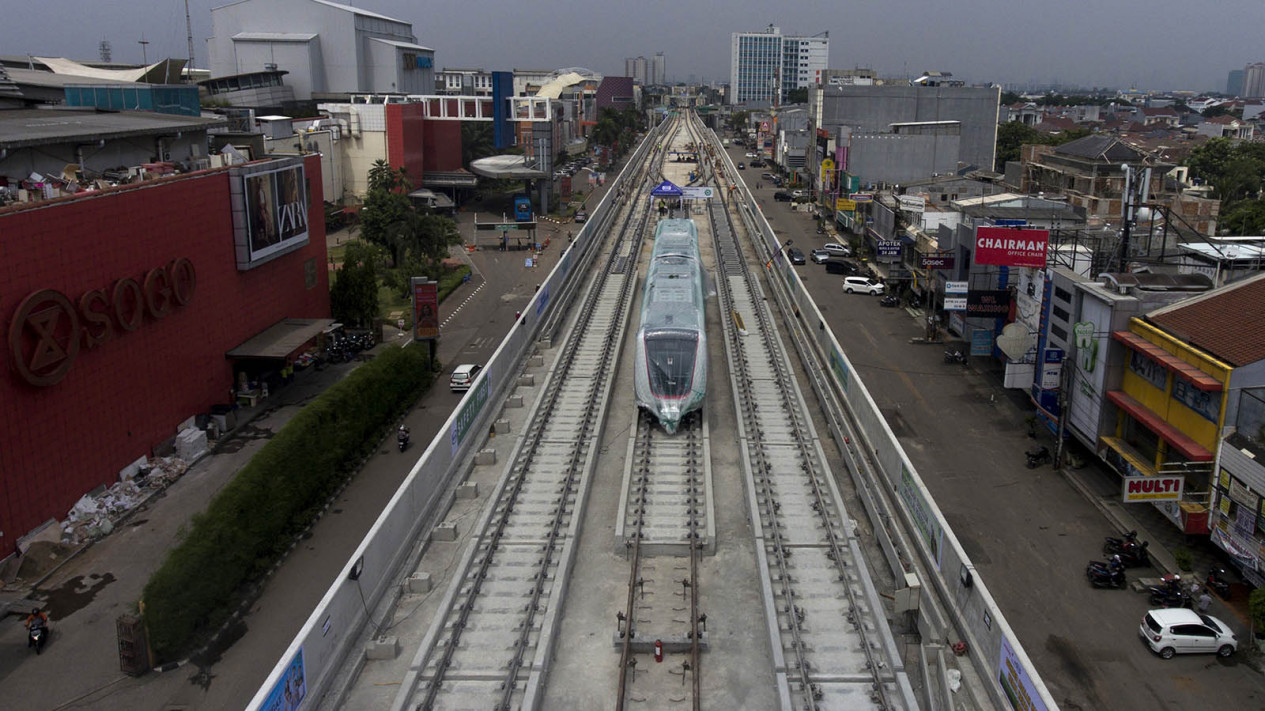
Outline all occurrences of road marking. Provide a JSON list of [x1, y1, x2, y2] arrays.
[[439, 282, 485, 331]]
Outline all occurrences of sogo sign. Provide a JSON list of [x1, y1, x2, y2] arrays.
[[8, 258, 196, 386], [1121, 475, 1184, 503]]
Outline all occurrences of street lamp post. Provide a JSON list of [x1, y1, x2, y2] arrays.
[[138, 38, 149, 68]]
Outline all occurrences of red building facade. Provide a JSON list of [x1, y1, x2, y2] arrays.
[[0, 155, 330, 558]]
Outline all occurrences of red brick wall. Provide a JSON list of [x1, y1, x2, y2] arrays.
[[0, 156, 329, 557], [386, 103, 426, 182]]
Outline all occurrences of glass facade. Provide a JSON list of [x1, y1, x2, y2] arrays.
[[64, 84, 200, 117]]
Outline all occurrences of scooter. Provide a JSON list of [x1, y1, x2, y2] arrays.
[[28, 619, 48, 654], [1025, 445, 1051, 468], [1102, 530, 1139, 555], [1086, 560, 1127, 589], [1147, 574, 1191, 608], [943, 349, 967, 365], [879, 294, 901, 308], [397, 429, 410, 453], [1206, 566, 1233, 599]]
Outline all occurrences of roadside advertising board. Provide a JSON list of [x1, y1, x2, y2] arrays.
[[975, 227, 1050, 268]]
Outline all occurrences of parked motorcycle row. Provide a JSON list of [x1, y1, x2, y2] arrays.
[[1085, 529, 1236, 603], [321, 329, 376, 366]]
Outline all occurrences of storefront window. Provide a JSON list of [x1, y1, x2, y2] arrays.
[[1235, 388, 1265, 445]]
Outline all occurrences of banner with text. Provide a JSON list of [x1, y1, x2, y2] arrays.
[[1123, 475, 1185, 502], [975, 227, 1049, 268]]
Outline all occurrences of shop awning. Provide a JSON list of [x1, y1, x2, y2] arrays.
[[1106, 390, 1215, 461], [1112, 330, 1223, 391], [226, 318, 336, 360]]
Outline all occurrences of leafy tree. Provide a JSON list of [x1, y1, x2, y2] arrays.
[[1000, 91, 1022, 105], [360, 160, 464, 274], [995, 122, 1048, 170], [329, 240, 381, 328], [1186, 138, 1265, 203], [785, 88, 808, 104], [1202, 105, 1233, 119], [1219, 198, 1265, 235], [462, 122, 496, 167]]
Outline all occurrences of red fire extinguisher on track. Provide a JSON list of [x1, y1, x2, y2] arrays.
[[654, 639, 664, 663]]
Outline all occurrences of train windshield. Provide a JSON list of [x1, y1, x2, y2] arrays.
[[644, 329, 698, 398]]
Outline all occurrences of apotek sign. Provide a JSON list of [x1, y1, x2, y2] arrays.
[[8, 259, 197, 386], [975, 226, 1049, 268], [1122, 475, 1185, 502]]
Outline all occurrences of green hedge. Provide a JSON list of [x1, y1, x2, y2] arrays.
[[142, 344, 434, 662]]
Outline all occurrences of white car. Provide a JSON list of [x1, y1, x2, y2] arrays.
[[745, 151, 757, 159], [823, 242, 851, 257], [1139, 608, 1237, 659], [450, 364, 483, 392], [843, 276, 884, 295]]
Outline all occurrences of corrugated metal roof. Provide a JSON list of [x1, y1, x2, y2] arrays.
[[311, 0, 407, 24], [367, 38, 433, 51], [1054, 135, 1147, 162], [232, 32, 319, 42], [1145, 272, 1265, 367], [0, 65, 23, 99]]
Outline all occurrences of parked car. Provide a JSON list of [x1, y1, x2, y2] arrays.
[[737, 162, 745, 170], [843, 276, 884, 295], [762, 172, 777, 181], [773, 190, 793, 202], [823, 242, 852, 257], [825, 260, 860, 275], [750, 159, 764, 168], [1139, 608, 1236, 659], [791, 189, 809, 200], [745, 152, 757, 159], [450, 364, 483, 392], [785, 247, 806, 265], [810, 248, 830, 264], [574, 209, 587, 223]]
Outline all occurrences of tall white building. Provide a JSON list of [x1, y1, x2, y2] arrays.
[[1244, 62, 1265, 99], [729, 26, 828, 105], [625, 56, 648, 84], [651, 52, 666, 85]]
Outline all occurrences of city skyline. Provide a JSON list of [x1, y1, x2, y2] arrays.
[[3, 0, 1264, 93]]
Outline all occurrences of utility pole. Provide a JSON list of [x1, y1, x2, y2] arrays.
[[138, 37, 149, 68]]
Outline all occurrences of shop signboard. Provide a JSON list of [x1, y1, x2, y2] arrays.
[[850, 193, 874, 203], [243, 162, 309, 264], [412, 278, 439, 340], [920, 253, 955, 270], [681, 186, 715, 200], [1040, 348, 1064, 389], [970, 328, 993, 355], [1122, 475, 1185, 502], [897, 194, 926, 212], [974, 226, 1049, 268], [966, 289, 1011, 317], [944, 281, 968, 311], [878, 240, 902, 258], [836, 198, 856, 211]]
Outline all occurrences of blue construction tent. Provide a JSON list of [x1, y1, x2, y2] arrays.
[[650, 180, 683, 197]]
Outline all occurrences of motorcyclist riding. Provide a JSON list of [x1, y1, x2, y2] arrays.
[[25, 608, 48, 647]]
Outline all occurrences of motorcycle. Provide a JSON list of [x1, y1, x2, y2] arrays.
[[397, 429, 410, 453], [1147, 574, 1191, 608], [1206, 566, 1233, 599], [1025, 445, 1051, 469], [943, 349, 967, 365], [1086, 560, 1127, 589], [879, 294, 901, 308], [28, 619, 47, 654], [1102, 530, 1139, 555], [1102, 534, 1150, 567]]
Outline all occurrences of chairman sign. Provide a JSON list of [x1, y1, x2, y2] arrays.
[[975, 226, 1049, 268], [1122, 475, 1184, 503]]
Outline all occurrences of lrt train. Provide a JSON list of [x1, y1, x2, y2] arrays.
[[633, 218, 708, 434]]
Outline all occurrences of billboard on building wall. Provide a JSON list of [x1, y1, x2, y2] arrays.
[[245, 164, 308, 260], [232, 158, 311, 270], [975, 227, 1049, 268]]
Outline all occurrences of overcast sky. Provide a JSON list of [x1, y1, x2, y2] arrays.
[[4, 0, 1263, 92]]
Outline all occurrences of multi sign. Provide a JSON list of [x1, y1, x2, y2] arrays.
[[8, 259, 197, 386], [1122, 475, 1185, 502], [974, 226, 1050, 268]]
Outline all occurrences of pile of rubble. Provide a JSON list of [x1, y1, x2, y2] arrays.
[[60, 457, 191, 546]]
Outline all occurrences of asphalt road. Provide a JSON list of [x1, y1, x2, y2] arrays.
[[734, 146, 1265, 710]]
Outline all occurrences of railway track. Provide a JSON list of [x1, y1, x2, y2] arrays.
[[391, 118, 677, 711], [700, 115, 909, 710]]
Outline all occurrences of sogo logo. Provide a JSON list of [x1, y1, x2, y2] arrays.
[[8, 258, 196, 386]]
